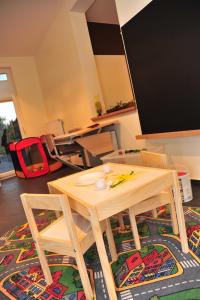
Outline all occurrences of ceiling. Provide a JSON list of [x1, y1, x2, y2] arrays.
[[0, 0, 119, 57], [86, 0, 119, 25], [0, 0, 65, 56]]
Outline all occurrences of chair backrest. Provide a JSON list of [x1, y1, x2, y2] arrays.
[[21, 193, 78, 246], [45, 119, 65, 136], [141, 150, 169, 169], [42, 134, 58, 157], [76, 132, 115, 156]]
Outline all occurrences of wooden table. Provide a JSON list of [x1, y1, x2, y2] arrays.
[[54, 120, 119, 144], [53, 120, 119, 169], [48, 163, 188, 300]]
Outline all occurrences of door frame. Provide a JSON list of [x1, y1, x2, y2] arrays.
[[0, 100, 24, 181], [0, 67, 25, 138], [0, 67, 24, 179], [0, 96, 24, 137]]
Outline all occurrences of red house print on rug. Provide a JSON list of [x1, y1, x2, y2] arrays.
[[115, 252, 145, 287]]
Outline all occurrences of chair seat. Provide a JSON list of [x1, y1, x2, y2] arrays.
[[40, 213, 91, 242]]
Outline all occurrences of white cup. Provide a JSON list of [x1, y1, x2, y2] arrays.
[[95, 178, 107, 190], [103, 164, 111, 174]]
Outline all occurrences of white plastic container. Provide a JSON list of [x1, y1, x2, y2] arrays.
[[170, 163, 193, 203], [167, 162, 193, 203], [177, 170, 193, 203]]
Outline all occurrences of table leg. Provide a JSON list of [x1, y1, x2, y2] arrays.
[[152, 208, 158, 218], [168, 189, 179, 235], [106, 219, 118, 262], [117, 213, 125, 230], [172, 170, 189, 253], [129, 206, 141, 250], [48, 184, 61, 218], [90, 209, 118, 300]]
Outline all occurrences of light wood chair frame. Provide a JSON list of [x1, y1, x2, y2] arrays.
[[131, 151, 179, 250], [117, 151, 179, 250], [21, 193, 117, 300]]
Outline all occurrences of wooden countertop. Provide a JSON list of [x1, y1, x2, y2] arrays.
[[136, 129, 200, 139], [91, 107, 136, 121], [54, 120, 119, 142]]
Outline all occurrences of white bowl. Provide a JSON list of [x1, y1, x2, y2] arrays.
[[76, 172, 105, 186]]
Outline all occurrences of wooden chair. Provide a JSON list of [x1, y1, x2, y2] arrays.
[[117, 151, 179, 250], [141, 150, 170, 218], [42, 134, 87, 171], [21, 193, 117, 300], [141, 150, 169, 169], [132, 151, 179, 239], [76, 131, 117, 167]]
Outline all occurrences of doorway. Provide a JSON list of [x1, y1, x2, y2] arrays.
[[0, 100, 22, 177]]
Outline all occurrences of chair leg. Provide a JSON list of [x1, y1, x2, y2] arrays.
[[172, 170, 189, 253], [152, 208, 158, 218], [74, 250, 93, 300], [168, 203, 179, 235], [35, 242, 53, 285], [167, 190, 179, 235], [80, 149, 87, 169], [118, 213, 125, 230], [129, 207, 141, 250], [106, 219, 118, 262]]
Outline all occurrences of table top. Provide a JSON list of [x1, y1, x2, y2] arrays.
[[54, 120, 118, 142], [48, 163, 173, 212]]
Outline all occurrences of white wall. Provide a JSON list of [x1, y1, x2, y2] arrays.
[[34, 0, 144, 151], [35, 1, 105, 132], [0, 68, 14, 99], [115, 0, 152, 26], [95, 55, 133, 108], [70, 11, 105, 116], [86, 0, 119, 24], [115, 0, 200, 179], [98, 111, 145, 150], [35, 3, 91, 131], [146, 138, 200, 180], [0, 57, 47, 137]]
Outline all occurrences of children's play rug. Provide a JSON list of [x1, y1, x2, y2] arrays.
[[1, 206, 200, 300]]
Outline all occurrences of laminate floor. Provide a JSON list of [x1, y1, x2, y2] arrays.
[[0, 167, 76, 235]]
